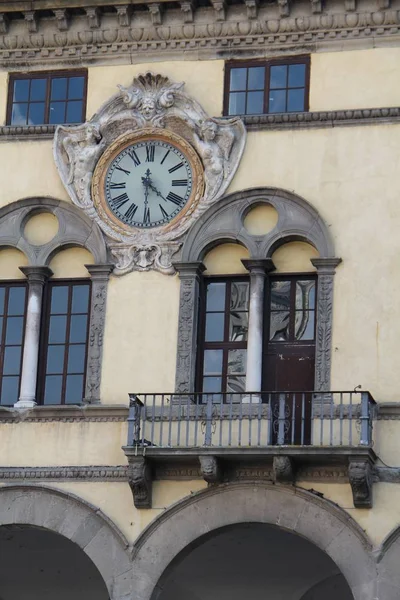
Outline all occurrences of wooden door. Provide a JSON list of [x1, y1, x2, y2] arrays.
[[262, 276, 316, 445]]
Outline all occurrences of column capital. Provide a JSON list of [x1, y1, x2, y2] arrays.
[[311, 257, 342, 274], [19, 266, 53, 285], [173, 261, 206, 279], [241, 258, 275, 275], [85, 263, 114, 281]]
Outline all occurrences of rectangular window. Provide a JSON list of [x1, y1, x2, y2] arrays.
[[199, 278, 249, 395], [7, 70, 87, 126], [39, 281, 91, 405], [268, 277, 316, 343], [224, 57, 310, 116], [0, 283, 27, 406]]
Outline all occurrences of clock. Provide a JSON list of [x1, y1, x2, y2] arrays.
[[92, 129, 204, 234]]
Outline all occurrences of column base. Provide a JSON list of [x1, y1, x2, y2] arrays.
[[14, 399, 37, 409]]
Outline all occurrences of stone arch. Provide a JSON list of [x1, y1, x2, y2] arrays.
[[181, 187, 334, 262], [0, 484, 133, 600], [377, 525, 400, 598], [131, 483, 376, 600], [0, 197, 107, 265]]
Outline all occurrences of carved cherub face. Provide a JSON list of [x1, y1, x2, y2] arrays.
[[85, 124, 101, 143], [201, 120, 217, 142], [141, 95, 157, 120]]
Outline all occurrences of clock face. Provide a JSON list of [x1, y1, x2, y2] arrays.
[[104, 139, 193, 229]]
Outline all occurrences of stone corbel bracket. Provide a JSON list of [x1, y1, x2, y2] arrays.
[[127, 457, 152, 509], [199, 455, 222, 484], [349, 457, 373, 508], [54, 72, 246, 277], [273, 456, 295, 483]]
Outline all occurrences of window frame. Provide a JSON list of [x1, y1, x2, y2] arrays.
[[6, 69, 88, 126], [223, 56, 310, 117], [0, 281, 28, 407], [197, 275, 249, 395], [37, 278, 92, 406]]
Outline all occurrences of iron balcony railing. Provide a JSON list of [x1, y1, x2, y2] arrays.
[[126, 391, 376, 449]]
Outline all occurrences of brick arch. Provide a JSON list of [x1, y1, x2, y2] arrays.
[[131, 482, 376, 600], [0, 484, 133, 600]]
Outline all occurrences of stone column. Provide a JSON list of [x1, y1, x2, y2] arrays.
[[173, 262, 205, 394], [83, 264, 114, 404], [310, 257, 342, 391], [242, 259, 275, 395], [15, 266, 53, 409]]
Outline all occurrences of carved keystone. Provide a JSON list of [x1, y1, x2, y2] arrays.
[[200, 456, 222, 484], [127, 457, 152, 508], [349, 459, 373, 508], [273, 456, 295, 483]]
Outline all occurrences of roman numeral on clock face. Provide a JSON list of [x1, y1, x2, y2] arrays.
[[167, 191, 184, 206], [110, 182, 126, 189], [115, 165, 130, 176], [172, 179, 188, 187], [110, 193, 130, 210], [125, 203, 138, 221], [143, 206, 151, 224], [159, 204, 169, 220], [128, 149, 141, 166], [146, 145, 155, 162], [168, 162, 183, 174]]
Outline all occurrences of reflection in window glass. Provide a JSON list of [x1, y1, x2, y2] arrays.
[[269, 311, 290, 341], [0, 284, 26, 406]]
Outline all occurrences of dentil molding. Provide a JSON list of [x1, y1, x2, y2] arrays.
[[54, 71, 245, 275]]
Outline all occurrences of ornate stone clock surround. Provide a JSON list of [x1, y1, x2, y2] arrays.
[[54, 72, 246, 275]]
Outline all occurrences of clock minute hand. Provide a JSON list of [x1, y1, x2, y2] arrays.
[[148, 181, 168, 202]]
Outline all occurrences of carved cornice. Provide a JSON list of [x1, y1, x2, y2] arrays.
[[0, 3, 400, 66], [0, 405, 128, 422], [1, 108, 400, 143], [0, 465, 129, 481]]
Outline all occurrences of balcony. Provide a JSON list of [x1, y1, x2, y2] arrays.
[[123, 391, 377, 509]]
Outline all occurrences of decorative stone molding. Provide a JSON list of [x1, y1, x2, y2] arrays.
[[0, 13, 9, 34], [180, 0, 195, 23], [84, 264, 114, 404], [148, 3, 163, 25], [127, 457, 152, 508], [245, 0, 259, 19], [199, 455, 221, 483], [311, 258, 342, 391], [24, 11, 38, 33], [0, 465, 128, 481], [54, 9, 70, 31], [0, 404, 128, 423], [54, 72, 245, 276], [174, 262, 205, 394], [116, 5, 133, 27], [349, 459, 373, 508], [86, 7, 101, 29], [273, 456, 295, 483], [2, 3, 400, 67]]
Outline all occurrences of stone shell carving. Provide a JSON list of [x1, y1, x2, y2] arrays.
[[54, 72, 246, 276]]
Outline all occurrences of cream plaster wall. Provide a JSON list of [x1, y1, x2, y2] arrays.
[[24, 212, 59, 246], [49, 247, 93, 278], [310, 48, 400, 111], [203, 243, 250, 275], [0, 140, 69, 207], [271, 241, 319, 273], [101, 270, 180, 402], [0, 248, 28, 278], [86, 61, 224, 120]]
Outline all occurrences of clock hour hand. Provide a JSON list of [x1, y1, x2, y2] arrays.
[[147, 181, 168, 202], [141, 169, 152, 206]]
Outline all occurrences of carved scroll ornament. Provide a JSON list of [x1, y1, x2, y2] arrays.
[[54, 72, 246, 275]]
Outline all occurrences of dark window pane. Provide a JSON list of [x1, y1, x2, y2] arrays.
[[67, 345, 86, 373], [229, 311, 248, 342], [269, 90, 286, 113], [288, 63, 306, 88], [11, 103, 28, 125], [247, 91, 264, 114], [69, 315, 87, 343], [287, 88, 305, 112], [248, 67, 265, 90], [204, 349, 223, 375], [1, 377, 19, 405], [65, 374, 84, 404], [72, 285, 89, 314], [3, 346, 21, 375], [44, 375, 62, 405], [5, 317, 24, 345], [66, 100, 83, 123], [203, 377, 222, 393], [206, 282, 226, 312], [28, 102, 45, 124], [270, 65, 287, 89], [230, 68, 247, 91], [296, 281, 316, 310], [8, 287, 25, 316], [49, 315, 67, 344], [229, 92, 246, 115], [0, 288, 5, 315], [205, 312, 225, 342], [51, 77, 67, 101], [295, 310, 315, 340], [51, 286, 68, 314], [46, 345, 65, 374], [13, 79, 30, 102], [270, 311, 290, 341], [230, 282, 249, 311], [270, 281, 291, 311], [30, 79, 46, 101], [49, 102, 66, 124], [0, 317, 3, 340], [68, 76, 85, 100]]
